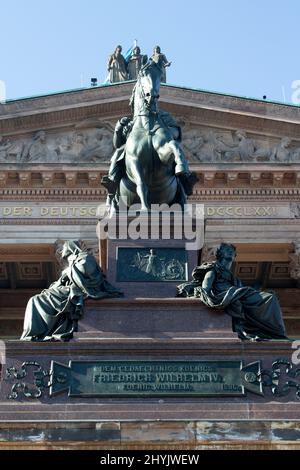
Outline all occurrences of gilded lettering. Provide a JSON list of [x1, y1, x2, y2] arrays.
[[23, 207, 33, 216], [50, 208, 59, 216], [40, 207, 49, 216], [207, 207, 215, 216], [80, 208, 87, 216], [3, 207, 11, 216], [256, 207, 262, 216], [13, 207, 22, 216], [244, 207, 253, 216], [264, 207, 273, 216]]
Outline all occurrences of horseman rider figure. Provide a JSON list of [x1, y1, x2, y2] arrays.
[[102, 55, 196, 213]]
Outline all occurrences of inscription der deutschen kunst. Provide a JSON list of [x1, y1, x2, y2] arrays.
[[0, 205, 279, 218], [0, 206, 97, 217]]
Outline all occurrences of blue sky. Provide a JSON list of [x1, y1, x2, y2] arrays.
[[1, 0, 299, 103]]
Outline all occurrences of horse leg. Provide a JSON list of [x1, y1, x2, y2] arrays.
[[128, 157, 149, 211], [154, 139, 189, 175], [119, 178, 136, 209]]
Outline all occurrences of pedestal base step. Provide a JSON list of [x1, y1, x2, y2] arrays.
[[78, 298, 236, 340]]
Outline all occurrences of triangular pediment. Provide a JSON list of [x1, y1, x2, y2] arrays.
[[1, 82, 300, 169]]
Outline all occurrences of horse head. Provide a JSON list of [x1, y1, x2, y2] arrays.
[[131, 60, 163, 114]]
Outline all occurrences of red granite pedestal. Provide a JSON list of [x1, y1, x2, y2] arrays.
[[100, 213, 200, 298], [75, 298, 236, 340], [0, 335, 298, 449], [0, 218, 299, 450], [0, 286, 298, 449]]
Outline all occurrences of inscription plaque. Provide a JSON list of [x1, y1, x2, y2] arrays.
[[50, 360, 263, 397]]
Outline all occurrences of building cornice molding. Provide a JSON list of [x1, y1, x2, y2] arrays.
[[0, 166, 300, 193], [1, 83, 300, 137], [0, 218, 94, 225]]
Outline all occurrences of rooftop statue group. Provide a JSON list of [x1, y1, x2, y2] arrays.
[[107, 45, 171, 83]]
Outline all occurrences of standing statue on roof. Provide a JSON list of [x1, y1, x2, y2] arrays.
[[150, 46, 171, 83], [107, 45, 128, 83], [127, 46, 148, 80]]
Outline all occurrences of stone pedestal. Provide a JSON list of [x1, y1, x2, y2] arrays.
[[0, 338, 299, 449], [1, 215, 299, 450], [98, 213, 200, 298], [75, 298, 235, 340]]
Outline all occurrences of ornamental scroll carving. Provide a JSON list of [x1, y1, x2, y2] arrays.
[[4, 358, 299, 400]]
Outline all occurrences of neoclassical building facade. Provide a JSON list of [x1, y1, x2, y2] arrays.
[[0, 82, 299, 448], [0, 82, 299, 337]]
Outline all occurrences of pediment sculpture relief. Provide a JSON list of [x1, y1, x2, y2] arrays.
[[182, 128, 299, 163], [1, 126, 300, 165], [0, 126, 114, 164], [0, 135, 25, 163]]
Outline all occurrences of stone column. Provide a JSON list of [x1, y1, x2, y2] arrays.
[[289, 241, 300, 281]]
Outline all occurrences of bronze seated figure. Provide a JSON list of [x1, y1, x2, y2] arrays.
[[177, 243, 288, 341], [20, 241, 123, 341]]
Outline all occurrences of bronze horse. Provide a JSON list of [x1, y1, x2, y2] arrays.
[[104, 60, 196, 213]]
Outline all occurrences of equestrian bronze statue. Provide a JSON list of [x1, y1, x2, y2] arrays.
[[102, 59, 197, 215]]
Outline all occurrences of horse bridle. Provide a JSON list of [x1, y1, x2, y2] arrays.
[[134, 64, 161, 116]]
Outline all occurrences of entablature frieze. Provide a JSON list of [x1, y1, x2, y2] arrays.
[[1, 187, 300, 202], [1, 202, 300, 222], [0, 166, 300, 193]]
